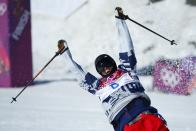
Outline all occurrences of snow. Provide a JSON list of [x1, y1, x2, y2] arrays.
[[0, 0, 196, 131]]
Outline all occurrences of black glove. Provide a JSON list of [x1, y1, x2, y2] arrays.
[[115, 7, 128, 20], [57, 39, 68, 55]]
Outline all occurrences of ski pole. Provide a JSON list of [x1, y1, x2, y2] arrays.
[[10, 40, 68, 103], [123, 15, 177, 45]]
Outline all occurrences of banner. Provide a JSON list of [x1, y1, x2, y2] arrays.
[[0, 0, 32, 87], [153, 56, 196, 95], [0, 0, 10, 86]]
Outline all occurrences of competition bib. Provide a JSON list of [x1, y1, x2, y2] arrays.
[[96, 73, 139, 101]]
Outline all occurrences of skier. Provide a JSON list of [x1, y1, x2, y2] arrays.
[[58, 7, 169, 131]]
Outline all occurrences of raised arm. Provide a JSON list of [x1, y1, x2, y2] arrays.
[[115, 7, 137, 72], [58, 40, 98, 94]]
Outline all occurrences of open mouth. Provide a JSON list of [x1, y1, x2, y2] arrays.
[[101, 67, 113, 76]]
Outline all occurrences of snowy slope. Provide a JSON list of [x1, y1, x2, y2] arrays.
[[0, 0, 196, 131]]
